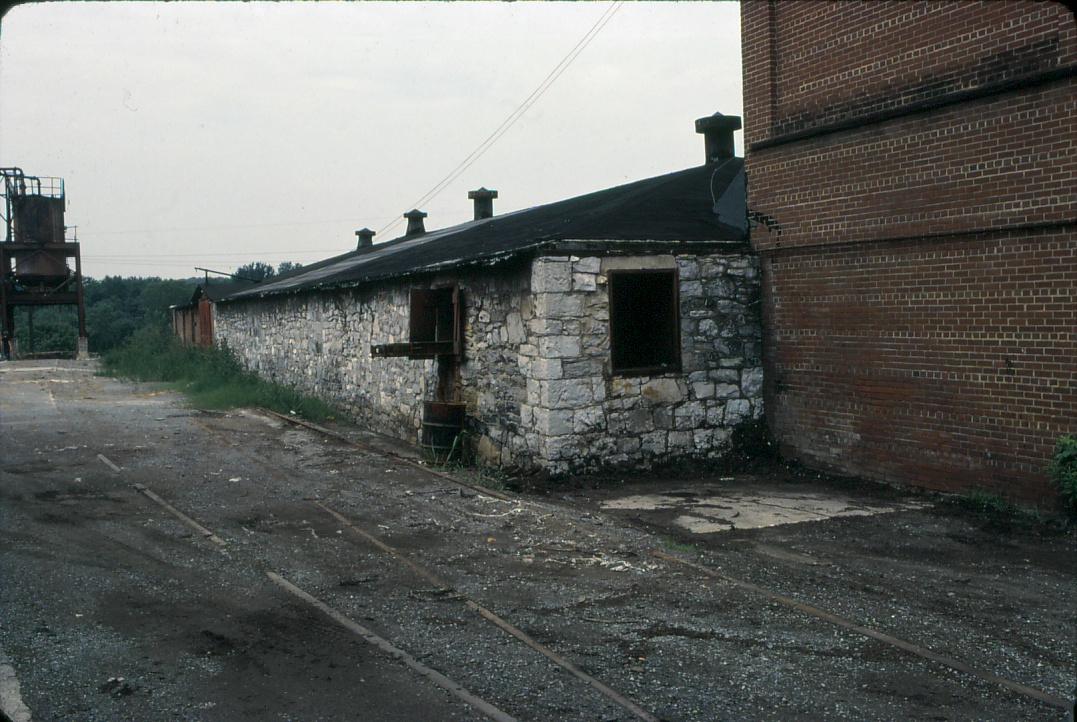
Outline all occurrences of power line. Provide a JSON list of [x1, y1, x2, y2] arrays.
[[376, 1, 625, 238], [83, 249, 343, 259], [76, 216, 398, 237]]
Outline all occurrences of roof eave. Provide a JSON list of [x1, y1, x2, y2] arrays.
[[217, 234, 750, 304]]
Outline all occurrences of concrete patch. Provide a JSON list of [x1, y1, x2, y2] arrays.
[[0, 651, 33, 722], [602, 489, 927, 534]]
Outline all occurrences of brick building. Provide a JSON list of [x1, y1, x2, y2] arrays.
[[741, 1, 1076, 502]]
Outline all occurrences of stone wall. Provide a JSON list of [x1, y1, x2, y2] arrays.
[[215, 250, 762, 476], [214, 263, 533, 465], [518, 252, 762, 475]]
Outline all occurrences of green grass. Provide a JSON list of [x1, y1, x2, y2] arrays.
[[102, 326, 338, 422], [660, 537, 698, 554], [953, 489, 1014, 516]]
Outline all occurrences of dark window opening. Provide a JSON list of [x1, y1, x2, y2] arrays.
[[371, 286, 462, 359], [609, 269, 680, 376]]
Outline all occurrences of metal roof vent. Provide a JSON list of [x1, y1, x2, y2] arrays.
[[403, 209, 427, 236], [694, 112, 742, 163], [467, 187, 498, 220], [355, 227, 375, 250]]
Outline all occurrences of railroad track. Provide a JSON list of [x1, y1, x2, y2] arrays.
[[98, 410, 1071, 718]]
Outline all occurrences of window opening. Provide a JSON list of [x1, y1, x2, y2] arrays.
[[608, 269, 680, 376], [370, 285, 462, 359]]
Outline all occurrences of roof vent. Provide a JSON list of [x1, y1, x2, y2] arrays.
[[403, 209, 427, 236], [355, 227, 375, 250], [694, 112, 742, 163], [467, 187, 498, 220]]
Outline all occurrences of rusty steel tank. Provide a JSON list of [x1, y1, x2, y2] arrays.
[[3, 171, 71, 281]]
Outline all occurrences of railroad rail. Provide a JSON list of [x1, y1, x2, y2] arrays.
[[99, 410, 1071, 716]]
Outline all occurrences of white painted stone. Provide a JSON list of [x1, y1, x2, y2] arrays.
[[573, 273, 597, 292], [505, 311, 525, 343], [668, 430, 692, 449], [705, 405, 724, 426], [531, 257, 572, 293], [543, 435, 578, 460], [526, 378, 541, 405], [741, 367, 764, 397], [520, 404, 534, 428], [674, 402, 705, 429], [710, 368, 740, 383], [676, 257, 700, 280], [535, 407, 574, 436], [573, 406, 604, 433], [537, 335, 582, 359], [692, 381, 715, 399], [680, 280, 703, 298], [528, 317, 562, 336], [640, 431, 668, 455], [533, 292, 584, 319], [541, 378, 595, 408], [573, 256, 601, 274], [531, 357, 563, 380], [714, 383, 740, 400], [725, 398, 751, 425]]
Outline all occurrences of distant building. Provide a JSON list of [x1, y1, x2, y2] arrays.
[[214, 116, 764, 474], [741, 1, 1076, 502], [171, 280, 255, 348]]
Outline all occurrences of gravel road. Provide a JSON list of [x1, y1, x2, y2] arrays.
[[1, 359, 1073, 720]]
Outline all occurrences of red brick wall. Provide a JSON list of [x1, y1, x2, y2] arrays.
[[742, 0, 1077, 503]]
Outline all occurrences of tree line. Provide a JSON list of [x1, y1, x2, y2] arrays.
[[9, 261, 301, 356]]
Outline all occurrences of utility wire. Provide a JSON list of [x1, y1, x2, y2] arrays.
[[376, 1, 625, 238], [76, 4, 623, 247], [84, 249, 343, 259]]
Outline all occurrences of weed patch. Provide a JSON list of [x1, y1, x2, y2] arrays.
[[660, 537, 698, 554], [1047, 435, 1077, 518], [102, 326, 339, 422]]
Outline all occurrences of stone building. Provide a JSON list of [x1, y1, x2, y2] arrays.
[[741, 1, 1075, 502], [215, 115, 763, 475]]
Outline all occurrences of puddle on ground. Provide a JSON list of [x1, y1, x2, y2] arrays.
[[602, 489, 928, 534]]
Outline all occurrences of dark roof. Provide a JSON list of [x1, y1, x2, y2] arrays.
[[172, 279, 259, 309], [223, 158, 746, 303]]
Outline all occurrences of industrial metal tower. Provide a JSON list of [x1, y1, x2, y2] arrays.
[[0, 168, 88, 359]]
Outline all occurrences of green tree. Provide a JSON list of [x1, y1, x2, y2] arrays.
[[235, 261, 276, 282]]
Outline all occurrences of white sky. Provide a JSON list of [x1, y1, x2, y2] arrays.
[[0, 1, 742, 279]]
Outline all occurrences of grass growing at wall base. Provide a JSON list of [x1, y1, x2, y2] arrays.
[[102, 326, 338, 422]]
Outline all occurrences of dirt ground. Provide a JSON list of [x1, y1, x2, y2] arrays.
[[1, 359, 1074, 721]]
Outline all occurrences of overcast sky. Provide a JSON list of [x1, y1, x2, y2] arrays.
[[0, 2, 742, 279]]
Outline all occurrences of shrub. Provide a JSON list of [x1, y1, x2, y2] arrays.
[[1047, 435, 1077, 516]]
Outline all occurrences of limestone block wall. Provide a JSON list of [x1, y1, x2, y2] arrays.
[[213, 264, 533, 463], [215, 250, 761, 476], [517, 252, 762, 475]]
